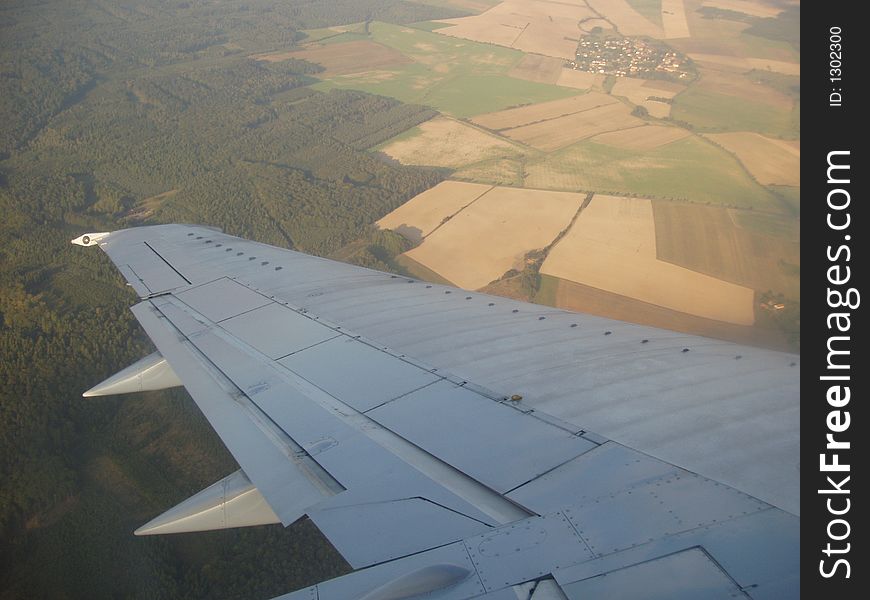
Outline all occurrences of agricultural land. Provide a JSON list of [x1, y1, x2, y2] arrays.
[[355, 0, 800, 349], [1, 1, 800, 596]]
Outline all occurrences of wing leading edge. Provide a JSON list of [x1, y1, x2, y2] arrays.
[[76, 225, 799, 599]]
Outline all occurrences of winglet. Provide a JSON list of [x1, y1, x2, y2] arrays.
[[135, 469, 280, 535], [71, 232, 111, 247]]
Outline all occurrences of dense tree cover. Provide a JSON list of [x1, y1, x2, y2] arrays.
[[0, 0, 465, 153], [744, 6, 800, 52], [0, 1, 463, 597], [697, 4, 800, 52]]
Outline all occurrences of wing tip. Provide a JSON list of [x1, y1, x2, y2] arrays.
[[71, 232, 112, 247]]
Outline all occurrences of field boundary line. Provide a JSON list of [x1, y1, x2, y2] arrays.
[[421, 184, 496, 241]]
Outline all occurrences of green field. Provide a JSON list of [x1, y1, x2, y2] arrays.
[[524, 136, 780, 209], [671, 86, 798, 138], [534, 273, 560, 307], [733, 211, 800, 238], [626, 0, 663, 27], [454, 157, 526, 186], [408, 20, 455, 31], [767, 185, 801, 216], [311, 22, 578, 117]]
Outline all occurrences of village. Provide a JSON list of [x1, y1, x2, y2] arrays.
[[568, 35, 694, 80]]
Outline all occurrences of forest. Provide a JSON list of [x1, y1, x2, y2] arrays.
[[0, 1, 466, 597]]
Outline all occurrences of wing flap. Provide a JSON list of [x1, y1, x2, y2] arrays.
[[132, 294, 509, 567], [367, 380, 598, 493], [131, 300, 339, 525]]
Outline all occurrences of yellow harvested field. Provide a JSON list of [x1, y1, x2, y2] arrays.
[[701, 0, 783, 18], [689, 54, 800, 75], [502, 102, 642, 151], [591, 125, 691, 150], [642, 79, 686, 94], [379, 116, 523, 169], [253, 40, 410, 76], [508, 54, 565, 84], [579, 18, 614, 33], [556, 68, 606, 90], [434, 0, 596, 60], [404, 186, 585, 289], [541, 195, 755, 324], [706, 132, 800, 186], [376, 181, 493, 243], [611, 77, 685, 118], [662, 0, 691, 39], [585, 0, 663, 38], [471, 92, 617, 131]]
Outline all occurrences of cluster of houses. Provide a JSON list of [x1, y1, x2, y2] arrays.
[[568, 36, 693, 79]]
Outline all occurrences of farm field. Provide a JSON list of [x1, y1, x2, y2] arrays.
[[591, 125, 690, 151], [395, 254, 456, 286], [586, 0, 663, 37], [523, 136, 779, 209], [661, 0, 691, 39], [358, 1, 800, 345], [688, 53, 799, 75], [377, 116, 525, 168], [471, 92, 618, 131], [555, 68, 605, 90], [670, 69, 797, 137], [652, 201, 800, 299], [508, 54, 566, 84], [538, 274, 792, 350], [673, 5, 797, 61], [540, 195, 755, 325], [376, 181, 493, 243], [706, 132, 800, 186], [702, 0, 784, 18], [432, 0, 596, 60], [402, 186, 586, 289], [453, 158, 526, 186], [769, 185, 800, 216], [501, 102, 643, 151], [610, 77, 685, 118], [308, 22, 577, 117], [625, 0, 663, 27]]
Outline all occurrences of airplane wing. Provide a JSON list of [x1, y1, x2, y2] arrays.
[[74, 224, 799, 599]]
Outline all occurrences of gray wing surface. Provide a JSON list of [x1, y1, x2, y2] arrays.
[[77, 225, 799, 599]]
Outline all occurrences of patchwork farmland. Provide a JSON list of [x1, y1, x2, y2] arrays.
[[539, 195, 756, 325], [383, 184, 587, 290], [706, 132, 800, 186], [295, 1, 804, 348], [378, 116, 525, 169]]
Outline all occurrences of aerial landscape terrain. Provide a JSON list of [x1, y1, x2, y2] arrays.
[[0, 0, 799, 597]]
